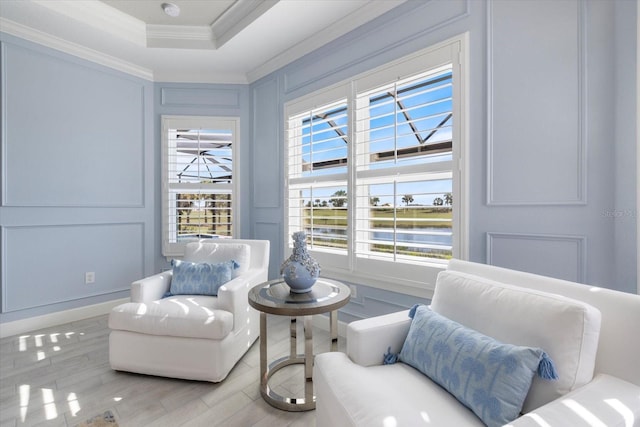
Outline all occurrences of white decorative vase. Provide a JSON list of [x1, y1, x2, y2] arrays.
[[280, 231, 320, 293]]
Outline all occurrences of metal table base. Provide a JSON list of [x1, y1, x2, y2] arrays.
[[259, 311, 339, 411], [249, 278, 350, 412]]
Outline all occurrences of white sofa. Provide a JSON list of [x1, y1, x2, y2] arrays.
[[109, 239, 269, 382], [314, 259, 640, 426]]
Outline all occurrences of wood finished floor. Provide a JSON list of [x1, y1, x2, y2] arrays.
[[0, 314, 344, 427]]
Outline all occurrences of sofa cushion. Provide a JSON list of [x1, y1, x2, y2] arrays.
[[184, 242, 250, 278], [109, 296, 233, 340], [170, 259, 237, 296], [314, 352, 486, 427], [431, 270, 602, 413], [399, 305, 557, 427], [506, 374, 640, 426]]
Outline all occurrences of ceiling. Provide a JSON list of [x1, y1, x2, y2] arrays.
[[0, 0, 406, 83]]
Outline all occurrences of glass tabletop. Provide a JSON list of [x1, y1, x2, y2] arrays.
[[248, 278, 351, 316]]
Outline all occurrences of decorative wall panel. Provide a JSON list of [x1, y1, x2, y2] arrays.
[[161, 87, 240, 108], [254, 221, 281, 280], [3, 223, 144, 312], [487, 0, 586, 205], [487, 232, 586, 283], [252, 79, 281, 208], [3, 43, 145, 207]]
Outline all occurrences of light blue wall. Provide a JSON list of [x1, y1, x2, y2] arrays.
[[0, 34, 155, 322], [0, 0, 636, 326], [0, 39, 252, 323], [613, 0, 638, 292], [249, 0, 637, 321]]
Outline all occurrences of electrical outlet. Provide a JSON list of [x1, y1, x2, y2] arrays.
[[349, 284, 357, 298], [85, 272, 95, 284]]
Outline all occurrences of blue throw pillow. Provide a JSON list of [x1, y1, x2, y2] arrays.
[[169, 259, 238, 296], [398, 305, 557, 427]]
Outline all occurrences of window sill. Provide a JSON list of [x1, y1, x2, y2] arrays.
[[319, 265, 442, 299]]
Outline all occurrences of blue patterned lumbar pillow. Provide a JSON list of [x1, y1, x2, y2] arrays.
[[399, 305, 557, 427], [169, 259, 238, 296]]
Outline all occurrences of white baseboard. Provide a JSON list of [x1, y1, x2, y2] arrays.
[[1, 300, 348, 340], [0, 298, 129, 339]]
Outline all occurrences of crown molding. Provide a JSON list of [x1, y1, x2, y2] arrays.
[[0, 18, 154, 81], [247, 0, 406, 82], [146, 24, 215, 49], [211, 0, 279, 48], [31, 0, 277, 51], [33, 0, 146, 46], [1, 0, 407, 83]]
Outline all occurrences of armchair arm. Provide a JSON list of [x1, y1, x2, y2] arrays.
[[507, 374, 640, 427], [217, 268, 267, 332], [131, 270, 172, 303], [347, 310, 412, 367]]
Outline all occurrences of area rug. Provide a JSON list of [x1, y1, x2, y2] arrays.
[[74, 410, 118, 427]]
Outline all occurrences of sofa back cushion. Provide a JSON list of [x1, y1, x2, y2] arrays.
[[399, 305, 557, 427], [430, 270, 601, 412], [184, 242, 250, 278]]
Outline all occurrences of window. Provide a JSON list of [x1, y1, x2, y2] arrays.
[[162, 116, 239, 256], [284, 37, 466, 289]]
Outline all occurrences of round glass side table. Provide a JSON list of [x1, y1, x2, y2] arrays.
[[248, 278, 351, 411]]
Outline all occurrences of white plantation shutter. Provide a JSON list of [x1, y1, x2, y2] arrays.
[[284, 37, 466, 288], [354, 68, 454, 263], [286, 100, 349, 253], [162, 116, 239, 256]]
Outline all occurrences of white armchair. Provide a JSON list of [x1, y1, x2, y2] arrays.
[[314, 260, 640, 426], [108, 239, 270, 382]]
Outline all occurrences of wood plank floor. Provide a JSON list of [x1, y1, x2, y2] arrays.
[[0, 314, 345, 427]]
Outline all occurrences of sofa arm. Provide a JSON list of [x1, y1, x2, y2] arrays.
[[131, 271, 172, 303], [347, 310, 412, 367], [506, 374, 640, 427], [217, 268, 267, 332]]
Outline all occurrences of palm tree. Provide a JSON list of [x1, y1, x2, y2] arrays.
[[370, 196, 380, 206], [205, 193, 216, 234], [330, 190, 347, 208], [402, 194, 414, 206], [177, 193, 195, 233], [433, 197, 444, 206], [444, 192, 453, 206]]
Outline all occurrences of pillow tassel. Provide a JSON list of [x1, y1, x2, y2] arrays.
[[537, 352, 559, 380], [383, 346, 398, 365], [408, 304, 420, 319]]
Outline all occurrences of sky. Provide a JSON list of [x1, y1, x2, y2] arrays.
[[294, 69, 454, 208]]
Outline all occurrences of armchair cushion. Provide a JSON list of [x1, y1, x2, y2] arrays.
[[169, 259, 237, 296], [183, 242, 250, 278], [109, 295, 233, 340], [506, 374, 640, 426], [431, 270, 601, 412], [314, 352, 486, 426]]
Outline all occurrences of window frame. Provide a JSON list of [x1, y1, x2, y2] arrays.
[[161, 115, 241, 257], [283, 35, 468, 294]]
